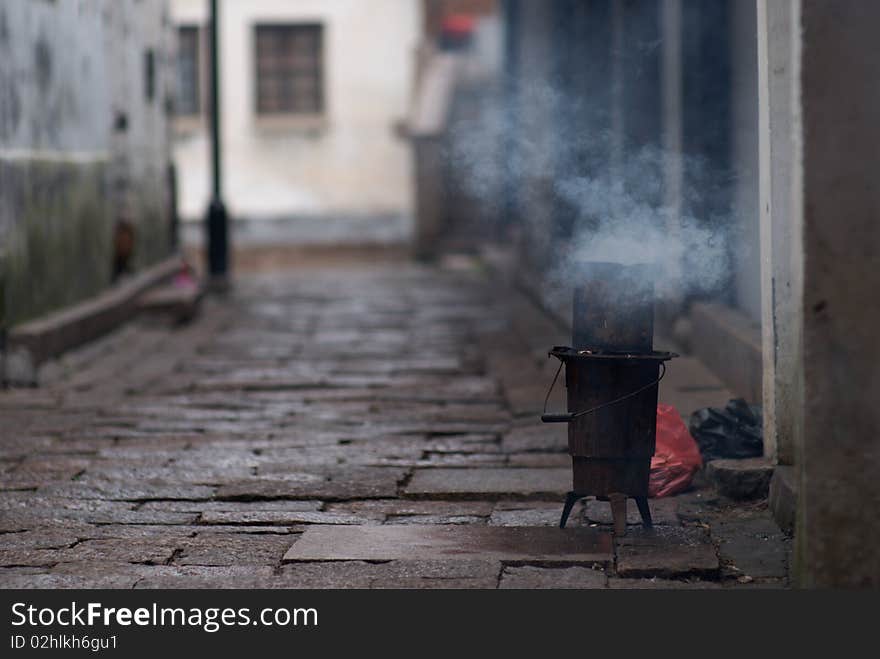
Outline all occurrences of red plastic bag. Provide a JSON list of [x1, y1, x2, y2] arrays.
[[649, 404, 702, 498]]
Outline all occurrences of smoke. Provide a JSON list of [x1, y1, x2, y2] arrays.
[[445, 77, 741, 308]]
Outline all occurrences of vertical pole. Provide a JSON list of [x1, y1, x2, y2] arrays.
[[206, 0, 229, 282]]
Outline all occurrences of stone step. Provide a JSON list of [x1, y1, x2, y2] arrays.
[[706, 457, 775, 500], [137, 280, 204, 325]]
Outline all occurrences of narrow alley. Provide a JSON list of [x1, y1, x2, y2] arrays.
[[0, 257, 788, 589], [4, 0, 878, 605]]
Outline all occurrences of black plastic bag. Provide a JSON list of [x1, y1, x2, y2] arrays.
[[688, 398, 763, 461]]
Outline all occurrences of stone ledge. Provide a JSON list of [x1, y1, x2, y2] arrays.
[[706, 458, 775, 500], [4, 256, 183, 385], [137, 281, 203, 325]]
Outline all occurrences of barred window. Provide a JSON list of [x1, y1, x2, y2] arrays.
[[254, 24, 324, 115], [176, 26, 201, 116]]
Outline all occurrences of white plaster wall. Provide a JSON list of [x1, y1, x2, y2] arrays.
[[758, 0, 799, 462], [171, 0, 420, 241], [0, 0, 171, 194]]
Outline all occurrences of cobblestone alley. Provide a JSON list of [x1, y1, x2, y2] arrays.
[[0, 259, 790, 589]]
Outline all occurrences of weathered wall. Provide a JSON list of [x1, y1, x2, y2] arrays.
[[0, 0, 174, 328], [170, 0, 420, 244], [797, 0, 880, 587]]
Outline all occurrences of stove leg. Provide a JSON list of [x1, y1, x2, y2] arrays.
[[559, 491, 582, 529], [609, 493, 627, 536], [635, 496, 653, 529]]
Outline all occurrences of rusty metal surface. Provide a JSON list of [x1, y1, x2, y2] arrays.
[[565, 358, 662, 459]]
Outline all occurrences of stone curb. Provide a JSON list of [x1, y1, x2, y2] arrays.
[[4, 255, 184, 385]]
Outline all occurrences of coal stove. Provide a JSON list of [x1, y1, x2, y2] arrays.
[[541, 262, 676, 535]]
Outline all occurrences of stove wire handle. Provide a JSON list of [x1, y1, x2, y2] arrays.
[[540, 360, 667, 423]]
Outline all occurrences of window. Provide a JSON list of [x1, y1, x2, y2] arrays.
[[176, 26, 201, 116], [254, 24, 324, 116]]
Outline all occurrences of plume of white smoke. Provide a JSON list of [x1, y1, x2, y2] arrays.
[[446, 79, 737, 306]]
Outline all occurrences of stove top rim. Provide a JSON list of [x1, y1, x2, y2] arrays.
[[548, 346, 678, 362]]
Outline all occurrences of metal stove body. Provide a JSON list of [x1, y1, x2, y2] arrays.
[[541, 262, 676, 535]]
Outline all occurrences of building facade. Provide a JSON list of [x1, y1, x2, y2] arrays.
[[170, 0, 421, 246], [0, 0, 175, 330]]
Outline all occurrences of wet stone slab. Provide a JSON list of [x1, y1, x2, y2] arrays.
[[323, 499, 494, 521], [215, 468, 407, 501], [133, 565, 280, 589], [405, 468, 570, 500], [59, 538, 180, 566], [255, 442, 425, 467], [499, 565, 608, 589], [0, 530, 82, 551], [280, 560, 501, 589], [199, 510, 370, 526], [711, 514, 789, 579], [0, 548, 68, 568], [0, 564, 149, 589], [416, 453, 508, 468], [283, 525, 612, 564], [501, 424, 568, 453], [138, 499, 323, 513], [174, 534, 293, 567], [607, 577, 721, 589], [584, 496, 680, 527], [489, 501, 574, 527], [422, 435, 502, 454], [81, 509, 199, 526], [365, 560, 501, 589], [383, 514, 487, 525], [38, 482, 216, 502], [615, 527, 720, 579]]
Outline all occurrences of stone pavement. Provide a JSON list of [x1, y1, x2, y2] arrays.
[[0, 258, 790, 589]]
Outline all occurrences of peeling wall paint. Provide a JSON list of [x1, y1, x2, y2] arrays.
[[0, 0, 174, 328]]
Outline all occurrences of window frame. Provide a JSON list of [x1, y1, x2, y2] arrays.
[[252, 22, 327, 127], [174, 23, 209, 130]]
